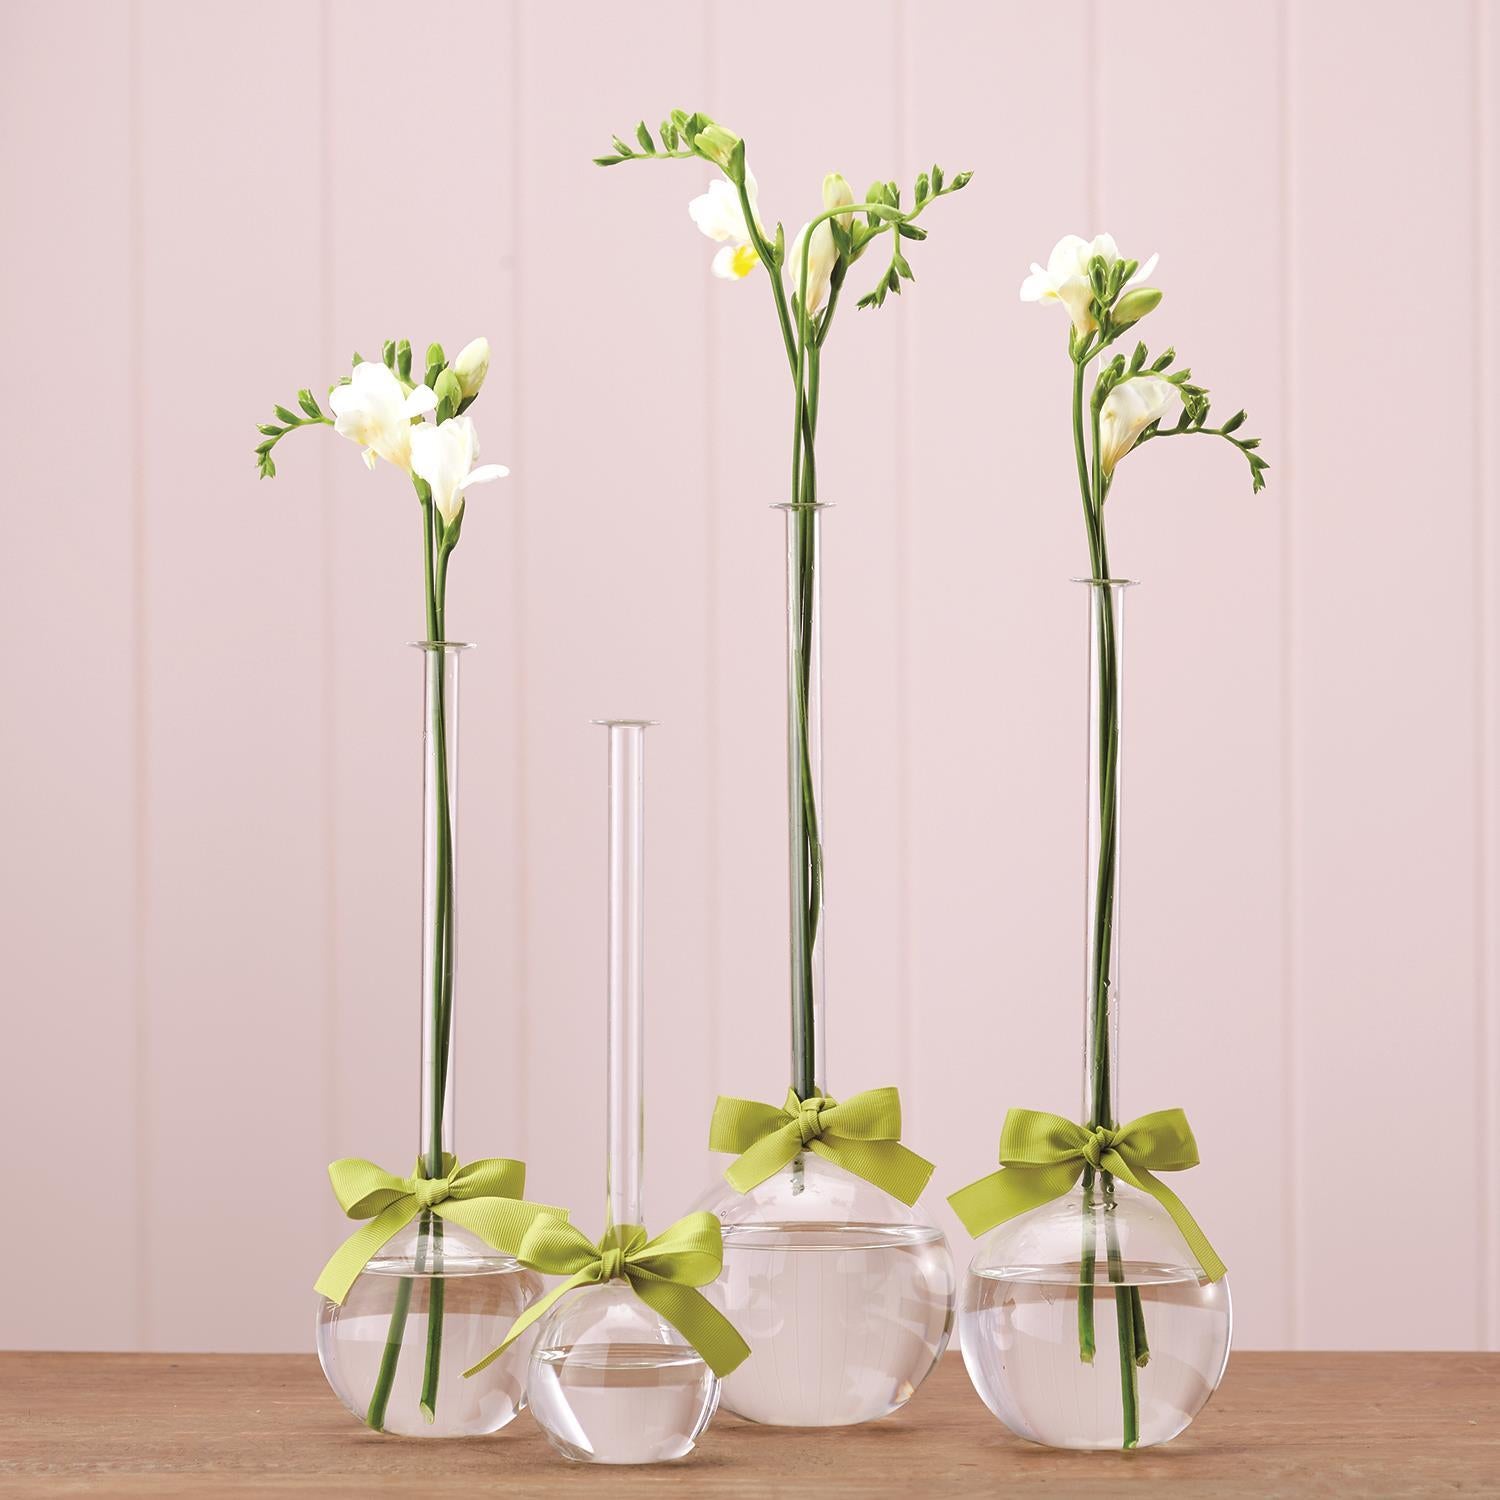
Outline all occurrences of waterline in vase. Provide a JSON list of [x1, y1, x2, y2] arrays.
[[316, 1245, 543, 1438]]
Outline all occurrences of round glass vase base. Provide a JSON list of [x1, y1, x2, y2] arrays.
[[526, 1281, 720, 1464], [315, 1222, 545, 1438], [958, 1184, 1231, 1451], [693, 1154, 955, 1427]]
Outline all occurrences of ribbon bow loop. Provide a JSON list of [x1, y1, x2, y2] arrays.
[[708, 1085, 934, 1206], [314, 1153, 564, 1306], [949, 1106, 1226, 1283], [463, 1212, 750, 1380]]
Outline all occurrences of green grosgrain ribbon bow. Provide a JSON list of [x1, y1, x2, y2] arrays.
[[709, 1087, 935, 1206], [947, 1107, 1227, 1282], [314, 1153, 564, 1305], [462, 1212, 751, 1379]]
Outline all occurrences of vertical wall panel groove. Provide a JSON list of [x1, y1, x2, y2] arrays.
[[892, 0, 914, 1118], [508, 0, 531, 1171], [128, 0, 149, 1349], [316, 0, 339, 1213], [1277, 0, 1304, 1347], [1476, 0, 1499, 1351]]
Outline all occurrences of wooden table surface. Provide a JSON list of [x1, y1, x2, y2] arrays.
[[1, 1351, 1495, 1498]]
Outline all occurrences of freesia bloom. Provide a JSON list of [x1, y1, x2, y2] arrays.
[[1020, 233, 1159, 337], [788, 173, 854, 316], [328, 361, 437, 471], [689, 171, 764, 281], [451, 337, 490, 399], [1099, 376, 1179, 475], [409, 415, 508, 525]]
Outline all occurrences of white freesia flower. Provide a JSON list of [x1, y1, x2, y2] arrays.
[[1020, 233, 1159, 338], [1099, 375, 1179, 475], [409, 415, 509, 525], [788, 173, 855, 316], [328, 361, 437, 471], [451, 337, 490, 399], [689, 171, 764, 281]]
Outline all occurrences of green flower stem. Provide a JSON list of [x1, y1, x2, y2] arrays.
[[420, 532, 457, 1423], [1107, 1201, 1141, 1448], [729, 172, 960, 1106], [365, 1273, 413, 1432], [1072, 338, 1149, 1447], [365, 494, 456, 1432]]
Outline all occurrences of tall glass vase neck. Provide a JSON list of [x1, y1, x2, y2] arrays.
[[779, 503, 828, 1103], [415, 641, 471, 1179], [1078, 581, 1134, 1132], [598, 720, 654, 1231]]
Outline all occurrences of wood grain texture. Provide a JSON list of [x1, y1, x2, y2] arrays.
[[1, 1352, 1495, 1497]]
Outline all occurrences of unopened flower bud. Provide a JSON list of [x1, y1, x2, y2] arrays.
[[451, 337, 490, 400], [1113, 287, 1163, 328], [434, 368, 464, 416], [696, 123, 742, 175], [822, 172, 855, 229]]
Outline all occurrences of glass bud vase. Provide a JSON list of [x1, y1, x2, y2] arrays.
[[696, 505, 955, 1428], [527, 722, 721, 1463], [316, 643, 544, 1437], [958, 582, 1232, 1450]]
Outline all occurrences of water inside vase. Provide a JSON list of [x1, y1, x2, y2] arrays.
[[528, 1342, 719, 1463], [713, 1221, 954, 1427], [315, 1255, 543, 1438], [960, 1260, 1231, 1450]]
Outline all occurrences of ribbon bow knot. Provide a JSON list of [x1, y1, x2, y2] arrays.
[[462, 1213, 751, 1380], [412, 1176, 450, 1209], [946, 1107, 1227, 1283], [794, 1097, 829, 1145], [313, 1153, 565, 1305], [708, 1086, 935, 1206], [1081, 1126, 1114, 1170]]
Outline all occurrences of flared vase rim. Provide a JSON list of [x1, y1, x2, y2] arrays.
[[408, 639, 476, 652], [772, 501, 833, 511], [591, 718, 660, 728], [1070, 576, 1138, 589]]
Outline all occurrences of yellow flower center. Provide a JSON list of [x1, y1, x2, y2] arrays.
[[728, 243, 759, 279]]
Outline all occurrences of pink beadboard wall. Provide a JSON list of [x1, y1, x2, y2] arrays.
[[1, 0, 1496, 1352]]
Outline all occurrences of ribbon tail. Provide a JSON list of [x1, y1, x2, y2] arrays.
[[313, 1199, 416, 1304], [722, 1123, 802, 1194], [438, 1196, 566, 1257], [811, 1137, 935, 1207], [946, 1159, 1084, 1239], [632, 1278, 751, 1379], [461, 1269, 592, 1379], [1108, 1159, 1227, 1282]]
